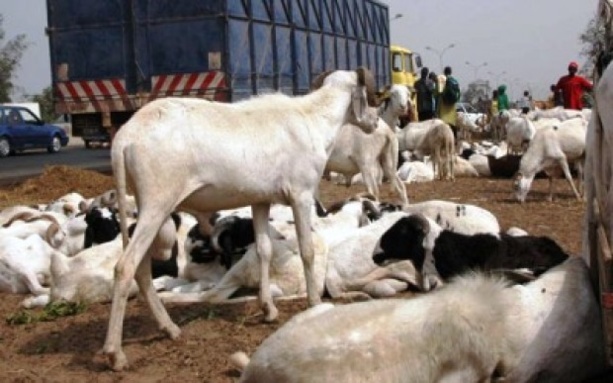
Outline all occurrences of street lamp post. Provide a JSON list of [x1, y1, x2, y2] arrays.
[[488, 70, 506, 86], [425, 43, 456, 73], [466, 61, 487, 80]]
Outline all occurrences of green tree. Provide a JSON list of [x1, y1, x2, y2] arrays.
[[30, 86, 58, 122], [0, 14, 29, 102]]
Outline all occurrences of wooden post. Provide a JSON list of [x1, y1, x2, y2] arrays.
[[593, 198, 613, 366]]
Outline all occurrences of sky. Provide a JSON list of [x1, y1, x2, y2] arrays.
[[0, 0, 599, 101], [385, 0, 598, 99]]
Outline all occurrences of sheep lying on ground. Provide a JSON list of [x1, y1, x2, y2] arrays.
[[373, 213, 568, 286], [21, 212, 191, 308], [231, 257, 605, 383], [0, 234, 61, 295]]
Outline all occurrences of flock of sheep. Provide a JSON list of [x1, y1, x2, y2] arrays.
[[0, 66, 608, 382]]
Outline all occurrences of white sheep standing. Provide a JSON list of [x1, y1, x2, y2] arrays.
[[505, 115, 536, 155], [396, 119, 455, 180], [325, 84, 409, 205], [513, 118, 586, 203], [103, 68, 380, 370]]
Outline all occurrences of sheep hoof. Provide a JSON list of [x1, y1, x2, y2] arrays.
[[263, 304, 279, 322], [103, 348, 129, 371], [163, 323, 181, 340]]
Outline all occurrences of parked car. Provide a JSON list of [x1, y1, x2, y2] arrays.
[[456, 102, 486, 125], [0, 106, 70, 158]]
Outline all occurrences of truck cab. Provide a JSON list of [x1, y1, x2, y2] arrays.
[[390, 45, 422, 123]]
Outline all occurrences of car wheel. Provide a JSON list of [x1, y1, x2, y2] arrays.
[[48, 135, 61, 153], [0, 137, 10, 158], [84, 140, 92, 149]]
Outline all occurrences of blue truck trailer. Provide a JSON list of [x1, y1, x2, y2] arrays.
[[46, 0, 394, 147]]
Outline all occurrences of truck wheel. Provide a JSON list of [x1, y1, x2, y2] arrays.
[[84, 140, 92, 149], [0, 137, 10, 158], [48, 136, 62, 153]]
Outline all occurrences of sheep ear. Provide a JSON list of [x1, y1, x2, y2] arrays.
[[63, 203, 76, 217], [355, 67, 379, 107], [78, 200, 90, 213], [410, 213, 430, 235], [352, 86, 368, 124], [45, 222, 65, 249]]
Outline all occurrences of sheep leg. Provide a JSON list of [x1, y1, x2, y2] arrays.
[[20, 269, 50, 296], [361, 279, 410, 298], [557, 158, 582, 200], [575, 160, 585, 197], [103, 212, 174, 371], [344, 261, 420, 292], [133, 251, 180, 331], [381, 145, 409, 206], [361, 168, 380, 201], [449, 140, 456, 181], [251, 203, 278, 322], [548, 176, 555, 202], [290, 193, 322, 308]]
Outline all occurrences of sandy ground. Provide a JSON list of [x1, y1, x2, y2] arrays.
[[0, 167, 611, 382]]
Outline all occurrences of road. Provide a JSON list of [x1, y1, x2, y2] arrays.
[[0, 138, 112, 186]]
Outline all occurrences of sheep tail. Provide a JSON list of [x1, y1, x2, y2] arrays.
[[112, 143, 130, 249], [228, 351, 250, 372]]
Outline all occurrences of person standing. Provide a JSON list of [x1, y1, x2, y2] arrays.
[[554, 61, 593, 110], [518, 90, 532, 114], [415, 67, 436, 121], [489, 89, 499, 122], [549, 84, 564, 107], [497, 85, 509, 112], [438, 66, 461, 138]]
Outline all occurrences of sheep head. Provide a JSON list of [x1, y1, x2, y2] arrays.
[[311, 68, 380, 133]]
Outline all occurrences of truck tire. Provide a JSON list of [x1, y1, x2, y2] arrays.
[[0, 137, 10, 158], [48, 135, 62, 153]]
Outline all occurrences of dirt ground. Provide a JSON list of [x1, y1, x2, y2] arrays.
[[0, 166, 610, 382]]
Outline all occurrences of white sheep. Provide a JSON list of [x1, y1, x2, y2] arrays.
[[44, 192, 87, 218], [452, 156, 479, 177], [158, 196, 376, 300], [22, 211, 193, 309], [103, 68, 381, 370], [0, 212, 65, 240], [514, 118, 587, 203], [505, 115, 536, 155], [325, 118, 408, 205], [0, 205, 44, 226], [0, 234, 62, 295], [324, 211, 425, 300], [231, 257, 605, 383], [396, 119, 455, 180], [403, 200, 500, 235], [396, 160, 435, 183], [529, 106, 584, 121]]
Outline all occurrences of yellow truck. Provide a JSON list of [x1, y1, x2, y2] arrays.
[[390, 44, 423, 123]]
